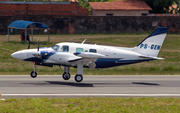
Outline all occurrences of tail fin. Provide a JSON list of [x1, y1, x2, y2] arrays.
[[134, 27, 169, 57]]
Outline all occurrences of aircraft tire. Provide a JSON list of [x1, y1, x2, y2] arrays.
[[30, 71, 37, 78], [75, 74, 83, 82], [62, 72, 71, 80]]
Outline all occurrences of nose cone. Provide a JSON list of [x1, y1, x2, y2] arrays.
[[11, 49, 37, 61], [11, 51, 23, 60]]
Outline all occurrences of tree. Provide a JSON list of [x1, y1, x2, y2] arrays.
[[76, 0, 109, 15], [171, 0, 180, 14], [144, 0, 174, 13]]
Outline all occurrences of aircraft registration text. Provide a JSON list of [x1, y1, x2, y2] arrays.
[[140, 44, 161, 50]]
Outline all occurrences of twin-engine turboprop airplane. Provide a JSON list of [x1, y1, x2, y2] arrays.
[[11, 27, 169, 82]]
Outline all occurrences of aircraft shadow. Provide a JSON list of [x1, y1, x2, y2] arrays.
[[46, 81, 94, 87], [132, 82, 159, 86], [22, 82, 159, 87]]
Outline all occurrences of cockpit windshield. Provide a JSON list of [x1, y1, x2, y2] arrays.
[[51, 45, 60, 51]]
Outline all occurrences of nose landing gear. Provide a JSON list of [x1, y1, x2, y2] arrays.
[[30, 63, 37, 78]]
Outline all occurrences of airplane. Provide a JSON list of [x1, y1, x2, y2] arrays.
[[11, 27, 169, 82]]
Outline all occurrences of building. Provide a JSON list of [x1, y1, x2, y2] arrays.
[[0, 1, 89, 16], [89, 0, 152, 16]]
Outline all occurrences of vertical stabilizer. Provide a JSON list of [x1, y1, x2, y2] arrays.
[[134, 27, 169, 57]]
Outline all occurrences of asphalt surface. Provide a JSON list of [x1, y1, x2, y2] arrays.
[[1, 75, 180, 98]]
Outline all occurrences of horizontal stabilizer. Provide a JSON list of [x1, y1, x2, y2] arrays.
[[139, 55, 164, 60]]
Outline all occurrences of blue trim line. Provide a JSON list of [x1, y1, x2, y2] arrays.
[[74, 52, 81, 55], [24, 57, 155, 69], [24, 57, 42, 62], [147, 27, 169, 38], [95, 58, 154, 68], [24, 51, 55, 62], [41, 51, 55, 61]]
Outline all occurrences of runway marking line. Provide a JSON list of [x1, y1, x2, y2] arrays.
[[2, 94, 180, 97]]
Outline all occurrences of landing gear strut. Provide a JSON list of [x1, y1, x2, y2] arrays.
[[74, 62, 83, 82], [30, 64, 37, 78], [62, 63, 84, 82]]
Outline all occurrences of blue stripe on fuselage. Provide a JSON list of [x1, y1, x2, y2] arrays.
[[24, 57, 42, 62], [24, 57, 154, 69], [95, 58, 154, 68]]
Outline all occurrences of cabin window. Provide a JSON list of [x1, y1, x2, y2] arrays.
[[51, 45, 60, 51], [89, 49, 97, 53], [76, 48, 83, 52], [59, 45, 69, 52]]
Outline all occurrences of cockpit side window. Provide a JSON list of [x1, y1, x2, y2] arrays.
[[51, 45, 60, 51], [59, 45, 69, 52]]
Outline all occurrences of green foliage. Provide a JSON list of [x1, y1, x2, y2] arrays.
[[144, 0, 174, 13], [77, 0, 109, 14], [171, 0, 180, 14]]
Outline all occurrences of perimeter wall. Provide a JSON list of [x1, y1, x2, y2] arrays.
[[0, 15, 180, 34]]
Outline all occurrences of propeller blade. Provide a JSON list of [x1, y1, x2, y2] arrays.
[[37, 38, 39, 51], [28, 40, 30, 49]]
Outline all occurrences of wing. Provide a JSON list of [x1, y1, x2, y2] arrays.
[[68, 52, 106, 70]]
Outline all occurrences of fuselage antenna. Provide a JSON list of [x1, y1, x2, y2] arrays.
[[81, 39, 86, 44]]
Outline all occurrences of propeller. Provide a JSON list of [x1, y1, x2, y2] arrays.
[[27, 37, 31, 49], [28, 40, 30, 49], [37, 37, 39, 51], [32, 38, 55, 61], [32, 38, 41, 58]]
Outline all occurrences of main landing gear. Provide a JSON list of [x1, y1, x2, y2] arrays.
[[30, 63, 84, 82], [62, 66, 83, 82]]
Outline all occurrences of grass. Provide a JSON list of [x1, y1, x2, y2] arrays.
[[0, 34, 180, 75], [1, 98, 180, 113]]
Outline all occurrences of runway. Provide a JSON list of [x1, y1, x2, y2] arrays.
[[1, 75, 180, 98]]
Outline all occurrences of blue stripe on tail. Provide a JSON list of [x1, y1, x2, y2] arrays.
[[137, 27, 169, 46], [147, 27, 169, 38]]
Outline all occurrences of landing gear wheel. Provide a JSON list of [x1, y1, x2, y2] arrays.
[[75, 74, 83, 82], [62, 72, 71, 80], [30, 71, 37, 78]]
